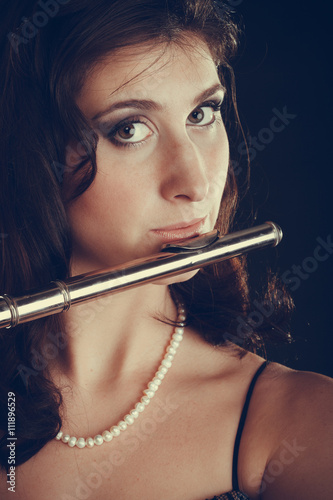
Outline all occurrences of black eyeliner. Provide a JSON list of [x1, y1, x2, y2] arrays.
[[103, 116, 149, 149], [102, 99, 224, 148]]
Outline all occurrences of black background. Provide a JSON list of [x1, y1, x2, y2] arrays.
[[232, 1, 332, 377]]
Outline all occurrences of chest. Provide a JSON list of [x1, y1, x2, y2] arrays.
[[0, 357, 274, 500], [1, 389, 241, 500]]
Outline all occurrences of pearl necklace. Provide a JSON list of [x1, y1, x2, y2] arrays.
[[55, 305, 186, 449]]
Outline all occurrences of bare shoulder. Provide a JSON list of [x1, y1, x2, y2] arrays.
[[244, 360, 333, 499], [255, 356, 332, 395], [248, 358, 333, 452], [210, 350, 333, 499], [259, 360, 333, 428]]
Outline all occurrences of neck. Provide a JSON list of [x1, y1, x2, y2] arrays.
[[51, 284, 178, 390]]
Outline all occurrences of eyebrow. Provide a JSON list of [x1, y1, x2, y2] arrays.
[[92, 83, 226, 121]]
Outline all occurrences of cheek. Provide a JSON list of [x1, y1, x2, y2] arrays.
[[88, 145, 153, 221], [208, 124, 229, 200], [65, 180, 151, 272], [67, 174, 145, 237], [65, 145, 156, 269]]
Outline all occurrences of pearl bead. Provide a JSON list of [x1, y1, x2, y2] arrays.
[[118, 421, 127, 431], [110, 426, 121, 437], [94, 435, 104, 446], [143, 389, 155, 399], [172, 333, 183, 342], [54, 305, 186, 449], [76, 438, 86, 448], [124, 414, 135, 425], [68, 437, 77, 448], [141, 395, 151, 405], [86, 437, 94, 448], [102, 431, 113, 442]]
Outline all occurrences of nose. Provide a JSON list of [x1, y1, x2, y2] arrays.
[[159, 135, 210, 202]]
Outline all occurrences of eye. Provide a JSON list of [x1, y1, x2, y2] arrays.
[[107, 119, 153, 147], [187, 102, 222, 126]]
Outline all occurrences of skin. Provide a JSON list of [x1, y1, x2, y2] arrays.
[[66, 42, 228, 274], [54, 39, 229, 388], [1, 37, 332, 500]]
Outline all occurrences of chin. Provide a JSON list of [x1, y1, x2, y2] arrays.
[[152, 268, 200, 286]]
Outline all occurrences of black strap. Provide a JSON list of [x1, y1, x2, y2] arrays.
[[232, 360, 269, 490]]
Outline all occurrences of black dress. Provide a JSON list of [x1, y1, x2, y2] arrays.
[[205, 361, 269, 500]]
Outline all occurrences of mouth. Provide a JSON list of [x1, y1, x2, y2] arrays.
[[151, 217, 207, 243]]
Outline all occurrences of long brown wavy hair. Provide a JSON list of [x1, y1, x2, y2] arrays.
[[0, 0, 293, 467]]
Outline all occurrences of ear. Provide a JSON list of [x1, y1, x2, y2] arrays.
[[65, 141, 86, 167], [61, 141, 87, 200]]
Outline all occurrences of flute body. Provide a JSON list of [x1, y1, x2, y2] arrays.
[[0, 222, 282, 329]]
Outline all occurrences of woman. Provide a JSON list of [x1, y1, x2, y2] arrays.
[[0, 1, 332, 499]]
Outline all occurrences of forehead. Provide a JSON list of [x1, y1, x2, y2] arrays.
[[77, 37, 220, 118]]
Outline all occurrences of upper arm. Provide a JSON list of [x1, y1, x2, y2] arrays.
[[261, 371, 333, 500]]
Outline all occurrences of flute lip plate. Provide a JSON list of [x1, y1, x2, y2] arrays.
[[161, 229, 219, 252]]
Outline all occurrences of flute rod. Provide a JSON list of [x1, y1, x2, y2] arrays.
[[0, 221, 282, 329]]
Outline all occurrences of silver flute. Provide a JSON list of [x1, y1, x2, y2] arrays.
[[0, 222, 282, 329]]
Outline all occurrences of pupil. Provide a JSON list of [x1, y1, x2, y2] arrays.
[[193, 110, 203, 122], [119, 125, 135, 139]]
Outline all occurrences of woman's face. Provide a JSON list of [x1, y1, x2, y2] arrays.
[[66, 38, 230, 275]]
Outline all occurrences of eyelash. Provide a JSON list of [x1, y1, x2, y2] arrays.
[[105, 100, 223, 149]]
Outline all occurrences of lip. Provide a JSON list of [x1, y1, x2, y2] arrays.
[[151, 217, 207, 242]]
